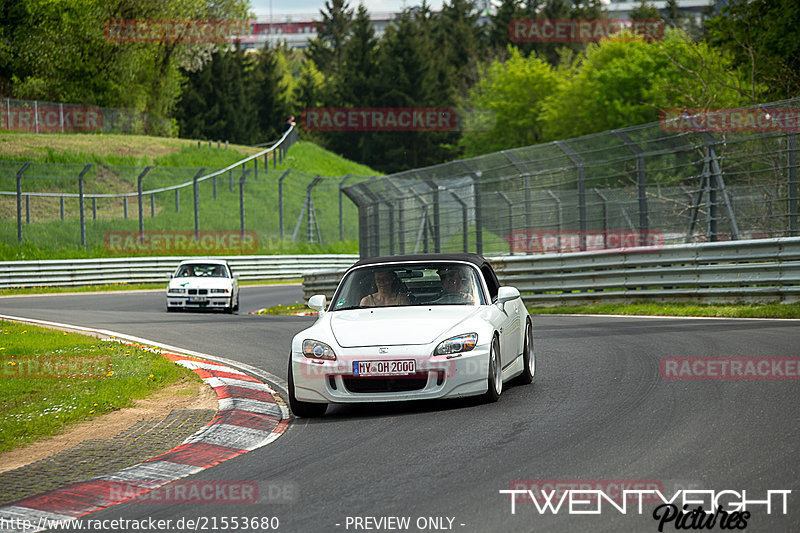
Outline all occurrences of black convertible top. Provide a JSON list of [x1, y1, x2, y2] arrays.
[[352, 253, 489, 268]]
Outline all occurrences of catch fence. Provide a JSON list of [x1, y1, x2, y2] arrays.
[[343, 99, 800, 258]]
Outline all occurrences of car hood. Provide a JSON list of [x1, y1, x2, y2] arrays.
[[168, 277, 231, 289], [329, 306, 482, 347]]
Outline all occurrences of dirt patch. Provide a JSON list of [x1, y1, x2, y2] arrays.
[[0, 379, 217, 474]]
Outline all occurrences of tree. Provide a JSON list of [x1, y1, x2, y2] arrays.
[[628, 0, 661, 21], [306, 0, 354, 98], [705, 0, 800, 100], [540, 29, 760, 141], [458, 47, 560, 156], [488, 0, 521, 52], [0, 0, 250, 135]]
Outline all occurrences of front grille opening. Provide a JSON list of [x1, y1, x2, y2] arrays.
[[328, 376, 337, 390], [342, 373, 429, 393], [436, 370, 445, 386]]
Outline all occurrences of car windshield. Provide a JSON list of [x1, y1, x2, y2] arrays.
[[331, 263, 485, 310], [176, 264, 228, 278]]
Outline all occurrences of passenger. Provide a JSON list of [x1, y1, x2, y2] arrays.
[[435, 267, 474, 304], [360, 270, 410, 307]]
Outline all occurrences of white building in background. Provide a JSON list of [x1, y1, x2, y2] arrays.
[[240, 1, 717, 50]]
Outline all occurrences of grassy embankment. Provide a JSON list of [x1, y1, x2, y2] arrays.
[[0, 319, 199, 453], [0, 131, 378, 261]]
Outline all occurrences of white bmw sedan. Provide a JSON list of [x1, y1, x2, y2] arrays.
[[166, 259, 239, 313], [288, 253, 535, 417]]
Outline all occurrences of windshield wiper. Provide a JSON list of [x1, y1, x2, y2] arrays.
[[333, 305, 368, 312]]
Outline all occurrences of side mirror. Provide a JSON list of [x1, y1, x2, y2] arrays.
[[233, 273, 240, 280], [308, 294, 327, 314], [167, 272, 174, 280], [496, 286, 520, 306]]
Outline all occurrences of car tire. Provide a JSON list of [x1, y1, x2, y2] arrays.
[[288, 361, 327, 418], [485, 334, 502, 403], [515, 318, 535, 385]]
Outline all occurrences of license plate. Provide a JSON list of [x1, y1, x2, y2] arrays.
[[188, 297, 208, 303], [353, 360, 416, 376]]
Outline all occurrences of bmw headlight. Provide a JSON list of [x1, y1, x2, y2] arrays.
[[434, 333, 478, 356], [168, 288, 187, 294], [302, 339, 337, 360]]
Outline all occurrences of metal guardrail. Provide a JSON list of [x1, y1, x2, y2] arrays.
[[301, 238, 800, 305], [0, 254, 358, 289]]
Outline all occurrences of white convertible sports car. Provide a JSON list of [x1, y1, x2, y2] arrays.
[[166, 259, 239, 313], [288, 253, 534, 417]]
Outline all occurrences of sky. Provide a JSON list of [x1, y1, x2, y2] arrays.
[[250, 0, 447, 18]]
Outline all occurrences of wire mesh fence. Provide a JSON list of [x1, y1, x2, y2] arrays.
[[0, 127, 373, 253], [344, 99, 800, 258]]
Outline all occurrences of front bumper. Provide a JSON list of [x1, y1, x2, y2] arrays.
[[291, 345, 490, 403], [166, 295, 231, 309]]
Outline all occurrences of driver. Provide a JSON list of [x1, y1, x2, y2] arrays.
[[435, 267, 474, 304]]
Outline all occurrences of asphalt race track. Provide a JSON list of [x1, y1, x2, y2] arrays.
[[1, 286, 798, 532]]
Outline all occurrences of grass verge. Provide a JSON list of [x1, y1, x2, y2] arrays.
[[0, 319, 200, 453], [527, 301, 800, 319], [254, 301, 316, 316]]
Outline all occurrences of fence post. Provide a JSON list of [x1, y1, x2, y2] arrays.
[[497, 192, 513, 251], [383, 178, 406, 254], [34, 100, 39, 134], [254, 157, 258, 179], [175, 189, 180, 212], [239, 168, 252, 239], [189, 168, 206, 239], [338, 174, 353, 241], [25, 196, 30, 224], [124, 197, 128, 219], [229, 168, 233, 193], [703, 133, 739, 240], [15, 162, 31, 243], [615, 130, 649, 245], [60, 196, 65, 221], [150, 194, 155, 218], [546, 190, 562, 251], [92, 197, 97, 220], [789, 133, 798, 236], [302, 176, 322, 243], [449, 191, 468, 252], [376, 192, 394, 255], [473, 170, 483, 254], [78, 164, 92, 248], [503, 151, 532, 230], [422, 178, 441, 253], [212, 175, 217, 200], [278, 169, 291, 239], [136, 166, 153, 237], [555, 140, 587, 251], [594, 188, 608, 248]]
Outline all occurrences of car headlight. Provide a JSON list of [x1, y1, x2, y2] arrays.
[[302, 339, 337, 360], [168, 288, 186, 294], [210, 289, 229, 294], [434, 333, 478, 356]]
